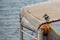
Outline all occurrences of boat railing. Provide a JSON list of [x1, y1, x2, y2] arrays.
[[20, 14, 60, 40]]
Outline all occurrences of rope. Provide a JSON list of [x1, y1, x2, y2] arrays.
[[38, 19, 60, 30]]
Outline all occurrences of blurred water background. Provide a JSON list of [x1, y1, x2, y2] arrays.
[[0, 0, 60, 40]]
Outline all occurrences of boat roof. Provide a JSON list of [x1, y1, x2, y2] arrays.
[[23, 1, 60, 21], [21, 1, 60, 35]]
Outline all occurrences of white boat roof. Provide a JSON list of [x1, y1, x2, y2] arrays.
[[23, 1, 60, 21], [21, 1, 60, 36]]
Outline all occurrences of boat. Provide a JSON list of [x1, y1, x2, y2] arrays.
[[20, 0, 60, 40]]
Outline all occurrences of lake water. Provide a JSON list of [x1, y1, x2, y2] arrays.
[[0, 0, 60, 40]]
